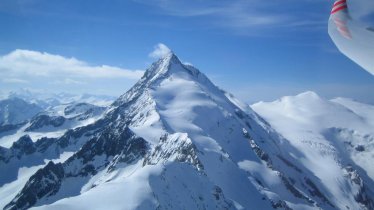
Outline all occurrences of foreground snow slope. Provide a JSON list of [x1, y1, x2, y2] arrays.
[[2, 53, 373, 210], [252, 92, 374, 207]]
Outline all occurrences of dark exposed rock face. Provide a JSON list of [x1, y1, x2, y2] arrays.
[[304, 178, 334, 207], [4, 161, 64, 210], [23, 102, 105, 132], [0, 123, 25, 134], [64, 103, 89, 116], [0, 146, 8, 162], [248, 134, 340, 209], [355, 145, 365, 152], [344, 166, 374, 210], [11, 135, 36, 158], [25, 115, 66, 131], [0, 135, 38, 164], [0, 118, 109, 190], [66, 103, 106, 121], [2, 122, 103, 165], [65, 102, 104, 115], [271, 200, 293, 210], [144, 134, 204, 171], [4, 125, 148, 210], [65, 126, 148, 177]]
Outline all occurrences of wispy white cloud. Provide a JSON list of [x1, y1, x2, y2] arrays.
[[0, 49, 144, 79], [2, 78, 29, 84], [51, 78, 86, 85], [0, 49, 145, 96], [149, 43, 171, 59], [134, 0, 327, 32]]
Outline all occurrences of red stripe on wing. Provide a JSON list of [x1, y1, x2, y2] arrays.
[[333, 0, 346, 7], [331, 5, 348, 14]]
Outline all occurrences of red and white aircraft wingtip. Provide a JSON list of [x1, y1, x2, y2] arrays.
[[330, 0, 352, 39], [331, 0, 348, 15], [329, 0, 374, 76]]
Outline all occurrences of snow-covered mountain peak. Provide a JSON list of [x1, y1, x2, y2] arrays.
[[252, 91, 372, 133], [2, 54, 374, 210], [113, 52, 213, 108], [279, 91, 322, 103], [141, 52, 204, 84], [253, 91, 322, 108], [293, 90, 320, 99], [147, 52, 181, 75]]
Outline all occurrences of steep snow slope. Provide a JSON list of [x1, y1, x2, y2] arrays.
[[252, 92, 374, 208], [2, 54, 373, 210], [332, 97, 374, 128]]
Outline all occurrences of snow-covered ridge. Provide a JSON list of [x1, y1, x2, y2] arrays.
[[1, 53, 373, 210]]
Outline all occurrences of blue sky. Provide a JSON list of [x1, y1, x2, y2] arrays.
[[0, 0, 373, 103]]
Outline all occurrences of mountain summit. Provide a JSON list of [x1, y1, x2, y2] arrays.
[[1, 53, 374, 210]]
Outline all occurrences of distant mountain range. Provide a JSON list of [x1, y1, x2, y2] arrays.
[[0, 53, 373, 210], [0, 89, 116, 108]]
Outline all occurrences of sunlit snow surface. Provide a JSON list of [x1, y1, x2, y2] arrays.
[[2, 54, 374, 210], [252, 92, 374, 205]]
